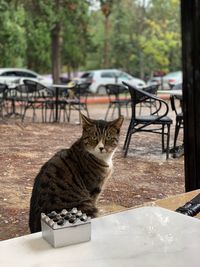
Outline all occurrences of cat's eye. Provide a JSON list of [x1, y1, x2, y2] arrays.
[[92, 136, 97, 140], [106, 135, 111, 140]]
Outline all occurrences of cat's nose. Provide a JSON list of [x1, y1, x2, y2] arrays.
[[99, 147, 104, 152]]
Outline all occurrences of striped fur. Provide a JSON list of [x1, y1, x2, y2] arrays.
[[29, 114, 124, 233]]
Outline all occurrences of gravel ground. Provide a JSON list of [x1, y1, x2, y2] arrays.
[[0, 103, 184, 240]]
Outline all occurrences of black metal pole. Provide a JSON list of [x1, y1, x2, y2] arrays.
[[55, 87, 59, 122], [181, 0, 200, 191]]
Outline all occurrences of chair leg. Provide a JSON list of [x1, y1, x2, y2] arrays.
[[105, 103, 112, 120], [124, 131, 132, 157], [44, 102, 48, 122], [41, 104, 44, 122], [139, 103, 142, 115], [123, 120, 134, 150], [68, 104, 72, 122], [126, 103, 129, 118], [123, 121, 132, 150], [161, 124, 170, 159], [166, 124, 171, 159], [63, 105, 67, 122], [22, 106, 28, 122], [49, 107, 53, 122], [58, 105, 62, 122], [173, 118, 182, 149], [84, 104, 89, 118], [32, 106, 36, 122], [111, 104, 116, 119], [161, 125, 165, 152]]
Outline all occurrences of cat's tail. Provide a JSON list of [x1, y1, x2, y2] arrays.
[[29, 206, 42, 233]]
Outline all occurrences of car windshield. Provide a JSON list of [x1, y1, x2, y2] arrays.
[[80, 72, 93, 78], [118, 72, 133, 80], [0, 71, 18, 77]]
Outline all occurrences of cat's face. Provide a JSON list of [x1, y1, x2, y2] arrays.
[[81, 113, 124, 164]]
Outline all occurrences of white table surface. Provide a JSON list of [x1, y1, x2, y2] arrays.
[[51, 82, 76, 89], [158, 89, 182, 96], [0, 206, 200, 267]]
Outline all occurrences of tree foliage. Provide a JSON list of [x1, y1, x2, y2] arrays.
[[0, 0, 26, 67], [0, 0, 181, 79], [87, 0, 181, 77]]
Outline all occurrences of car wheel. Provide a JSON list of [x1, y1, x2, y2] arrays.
[[97, 85, 106, 95]]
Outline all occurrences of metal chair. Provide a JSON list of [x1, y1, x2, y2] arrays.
[[104, 83, 130, 120], [67, 82, 91, 123], [123, 82, 173, 159], [21, 79, 53, 122], [139, 84, 159, 115], [170, 94, 184, 157], [2, 84, 25, 118], [0, 83, 8, 118]]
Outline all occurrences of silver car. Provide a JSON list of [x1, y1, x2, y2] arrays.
[[0, 68, 52, 87], [147, 71, 182, 90], [162, 71, 182, 89], [77, 69, 146, 94]]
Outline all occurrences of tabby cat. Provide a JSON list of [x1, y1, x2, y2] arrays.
[[29, 113, 124, 233]]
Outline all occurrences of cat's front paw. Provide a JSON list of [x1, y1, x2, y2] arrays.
[[90, 187, 101, 197]]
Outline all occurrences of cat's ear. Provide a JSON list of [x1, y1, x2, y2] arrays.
[[80, 113, 94, 127], [110, 115, 124, 130]]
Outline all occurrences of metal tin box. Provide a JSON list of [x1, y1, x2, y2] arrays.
[[41, 208, 91, 248]]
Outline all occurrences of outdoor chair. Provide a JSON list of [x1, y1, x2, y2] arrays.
[[67, 82, 91, 123], [0, 83, 8, 118], [122, 82, 173, 159], [138, 84, 159, 115], [3, 83, 25, 118], [55, 87, 70, 122], [21, 79, 53, 122], [104, 83, 130, 120], [170, 94, 184, 157]]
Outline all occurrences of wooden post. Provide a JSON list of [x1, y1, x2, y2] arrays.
[[181, 0, 200, 191]]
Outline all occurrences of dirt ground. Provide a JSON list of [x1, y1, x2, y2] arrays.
[[0, 103, 184, 241]]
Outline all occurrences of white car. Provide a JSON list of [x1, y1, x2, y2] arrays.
[[0, 68, 52, 87], [147, 71, 182, 90], [77, 69, 146, 94], [162, 71, 182, 89]]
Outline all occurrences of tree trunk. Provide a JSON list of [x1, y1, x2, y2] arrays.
[[139, 51, 144, 79], [51, 22, 61, 84], [102, 16, 109, 68]]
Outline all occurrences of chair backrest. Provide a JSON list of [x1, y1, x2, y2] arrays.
[[122, 82, 169, 119], [75, 82, 91, 96], [22, 79, 51, 98], [0, 83, 8, 100], [105, 83, 127, 97], [130, 84, 158, 104], [143, 84, 158, 96], [70, 82, 91, 101]]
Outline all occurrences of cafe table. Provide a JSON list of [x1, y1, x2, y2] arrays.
[[50, 82, 76, 122], [158, 89, 183, 158], [1, 190, 200, 267], [50, 84, 69, 122], [157, 89, 182, 96]]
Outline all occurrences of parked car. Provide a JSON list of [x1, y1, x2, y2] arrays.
[[76, 69, 146, 94], [147, 76, 163, 87], [162, 71, 182, 89], [147, 71, 182, 90], [0, 68, 52, 87]]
